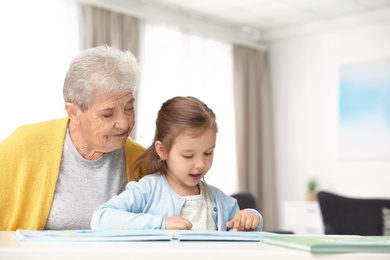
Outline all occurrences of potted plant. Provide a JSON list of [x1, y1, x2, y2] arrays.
[[306, 179, 318, 201]]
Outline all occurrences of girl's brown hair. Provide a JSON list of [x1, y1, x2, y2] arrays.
[[131, 96, 218, 180]]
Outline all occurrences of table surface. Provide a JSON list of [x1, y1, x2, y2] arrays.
[[0, 231, 389, 260]]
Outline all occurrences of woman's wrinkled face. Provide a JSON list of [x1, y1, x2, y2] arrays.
[[77, 92, 135, 153]]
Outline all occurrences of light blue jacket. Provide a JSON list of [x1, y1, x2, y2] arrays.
[[91, 173, 263, 231]]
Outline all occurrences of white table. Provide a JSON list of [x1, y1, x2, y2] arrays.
[[0, 232, 389, 260]]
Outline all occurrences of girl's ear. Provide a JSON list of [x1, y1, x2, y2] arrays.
[[155, 141, 167, 160]]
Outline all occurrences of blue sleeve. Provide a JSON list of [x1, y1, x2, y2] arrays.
[[90, 179, 165, 230]]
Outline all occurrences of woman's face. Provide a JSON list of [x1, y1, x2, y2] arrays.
[[77, 92, 135, 153]]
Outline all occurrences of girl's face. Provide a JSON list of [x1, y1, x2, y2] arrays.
[[158, 128, 216, 196]]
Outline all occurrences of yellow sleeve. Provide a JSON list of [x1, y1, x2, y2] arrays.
[[0, 118, 68, 231], [124, 138, 146, 182]]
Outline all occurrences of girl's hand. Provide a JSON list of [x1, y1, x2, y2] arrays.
[[165, 216, 192, 230], [226, 210, 260, 231]]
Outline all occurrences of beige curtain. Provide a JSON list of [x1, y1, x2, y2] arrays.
[[233, 45, 276, 231], [80, 5, 139, 58]]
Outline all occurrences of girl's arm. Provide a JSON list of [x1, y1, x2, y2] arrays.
[[90, 181, 165, 230]]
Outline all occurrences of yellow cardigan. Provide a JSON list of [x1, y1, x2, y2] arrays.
[[0, 117, 145, 231]]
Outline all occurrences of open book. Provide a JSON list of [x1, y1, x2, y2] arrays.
[[262, 234, 390, 253], [15, 229, 273, 242]]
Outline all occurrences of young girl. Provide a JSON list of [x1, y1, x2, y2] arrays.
[[91, 96, 263, 231]]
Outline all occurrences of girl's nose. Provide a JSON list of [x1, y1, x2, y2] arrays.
[[194, 157, 205, 170]]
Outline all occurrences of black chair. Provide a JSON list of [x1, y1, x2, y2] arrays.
[[317, 190, 390, 235], [230, 192, 294, 234], [231, 192, 257, 210]]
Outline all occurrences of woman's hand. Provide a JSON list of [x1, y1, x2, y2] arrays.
[[226, 210, 260, 231], [165, 216, 192, 230]]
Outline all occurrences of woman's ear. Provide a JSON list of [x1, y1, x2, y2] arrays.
[[65, 102, 80, 124], [155, 141, 167, 160]]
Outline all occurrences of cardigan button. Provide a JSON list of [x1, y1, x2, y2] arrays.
[[213, 207, 217, 212]]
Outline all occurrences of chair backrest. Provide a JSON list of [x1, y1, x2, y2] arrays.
[[317, 191, 390, 235], [230, 192, 257, 210]]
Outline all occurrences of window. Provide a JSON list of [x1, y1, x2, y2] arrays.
[[0, 0, 79, 141], [135, 22, 238, 194]]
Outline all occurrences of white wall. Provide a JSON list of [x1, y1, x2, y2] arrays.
[[268, 19, 390, 226]]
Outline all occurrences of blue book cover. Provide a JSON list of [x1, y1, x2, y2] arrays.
[[14, 229, 275, 242]]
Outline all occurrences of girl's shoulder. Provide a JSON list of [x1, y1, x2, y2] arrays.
[[137, 172, 165, 185], [127, 172, 165, 193], [140, 172, 163, 179]]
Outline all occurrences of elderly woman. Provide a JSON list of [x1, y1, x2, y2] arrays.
[[0, 45, 146, 230]]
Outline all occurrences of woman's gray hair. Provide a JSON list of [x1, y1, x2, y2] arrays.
[[63, 45, 140, 111]]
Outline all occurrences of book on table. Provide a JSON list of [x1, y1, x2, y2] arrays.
[[14, 229, 275, 242], [262, 234, 390, 253]]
